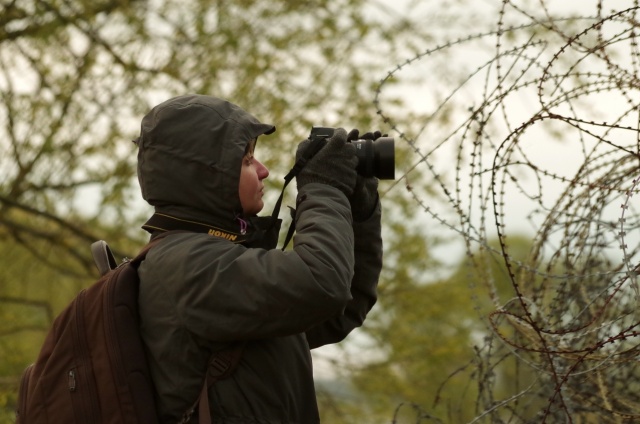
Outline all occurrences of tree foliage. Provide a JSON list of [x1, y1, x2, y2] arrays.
[[6, 0, 635, 423], [0, 0, 437, 421]]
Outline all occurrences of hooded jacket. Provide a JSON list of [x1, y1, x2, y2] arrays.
[[135, 94, 382, 423]]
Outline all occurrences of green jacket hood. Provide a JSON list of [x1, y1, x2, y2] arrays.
[[136, 94, 275, 231]]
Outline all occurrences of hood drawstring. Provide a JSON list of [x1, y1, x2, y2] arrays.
[[237, 216, 248, 235]]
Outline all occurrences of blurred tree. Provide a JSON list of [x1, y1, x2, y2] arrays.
[[5, 0, 627, 423], [340, 236, 538, 423], [0, 0, 439, 421]]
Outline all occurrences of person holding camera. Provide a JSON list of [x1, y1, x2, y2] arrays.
[[134, 94, 383, 423]]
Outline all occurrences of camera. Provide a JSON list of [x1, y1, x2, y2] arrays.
[[309, 126, 395, 180]]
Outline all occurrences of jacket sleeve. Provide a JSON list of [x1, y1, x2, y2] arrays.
[[139, 183, 356, 342], [304, 200, 382, 349]]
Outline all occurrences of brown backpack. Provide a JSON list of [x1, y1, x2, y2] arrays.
[[16, 234, 243, 424]]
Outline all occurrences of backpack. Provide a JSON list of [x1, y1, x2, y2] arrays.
[[16, 233, 243, 424]]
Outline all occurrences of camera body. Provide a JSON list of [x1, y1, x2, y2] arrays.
[[309, 126, 395, 180]]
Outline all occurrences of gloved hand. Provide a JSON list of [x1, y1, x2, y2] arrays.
[[296, 128, 358, 198], [348, 129, 386, 142], [346, 129, 383, 221]]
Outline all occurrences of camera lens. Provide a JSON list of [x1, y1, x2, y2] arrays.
[[307, 126, 396, 180], [352, 137, 395, 180]]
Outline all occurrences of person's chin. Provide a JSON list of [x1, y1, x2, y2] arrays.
[[251, 200, 264, 215]]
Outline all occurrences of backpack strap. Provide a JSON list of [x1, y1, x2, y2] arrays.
[[198, 344, 246, 424], [178, 343, 245, 424], [129, 233, 174, 266], [91, 240, 118, 276], [91, 231, 183, 276], [92, 232, 247, 424], [105, 231, 246, 424]]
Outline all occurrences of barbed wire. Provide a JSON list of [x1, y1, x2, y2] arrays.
[[376, 1, 640, 422]]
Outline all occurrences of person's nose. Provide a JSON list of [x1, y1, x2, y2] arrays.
[[256, 159, 269, 180]]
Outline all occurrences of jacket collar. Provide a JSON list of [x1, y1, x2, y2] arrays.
[[142, 212, 282, 249]]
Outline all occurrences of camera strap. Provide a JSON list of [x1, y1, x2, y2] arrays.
[[139, 138, 324, 251], [269, 137, 326, 251]]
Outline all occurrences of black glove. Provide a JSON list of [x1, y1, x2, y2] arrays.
[[296, 128, 358, 197], [350, 129, 386, 141], [346, 129, 383, 221]]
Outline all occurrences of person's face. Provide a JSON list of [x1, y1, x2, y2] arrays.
[[239, 140, 269, 216]]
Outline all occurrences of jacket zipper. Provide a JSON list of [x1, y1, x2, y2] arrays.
[[68, 369, 77, 391]]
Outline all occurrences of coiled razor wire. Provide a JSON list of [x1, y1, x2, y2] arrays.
[[376, 1, 640, 422]]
